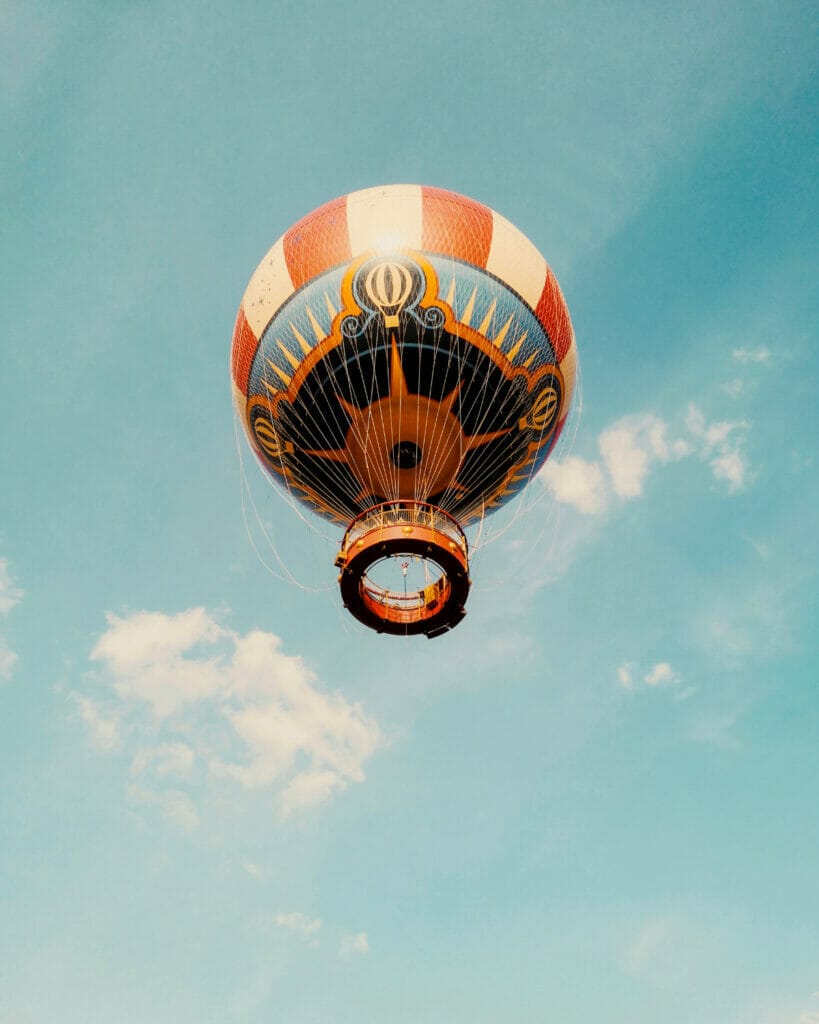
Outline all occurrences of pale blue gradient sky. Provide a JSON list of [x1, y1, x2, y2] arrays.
[[1, 2, 817, 1022]]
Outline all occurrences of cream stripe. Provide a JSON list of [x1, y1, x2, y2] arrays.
[[231, 379, 247, 418], [559, 341, 578, 409], [346, 184, 423, 255], [242, 237, 296, 337], [486, 212, 548, 309]]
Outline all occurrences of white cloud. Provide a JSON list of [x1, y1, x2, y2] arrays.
[[599, 415, 689, 498], [618, 660, 681, 692], [131, 742, 195, 779], [692, 583, 790, 670], [644, 662, 677, 686], [0, 559, 23, 615], [732, 346, 771, 364], [0, 558, 22, 681], [275, 912, 322, 943], [127, 783, 200, 831], [0, 639, 18, 681], [339, 931, 369, 958], [686, 708, 744, 751], [742, 535, 770, 560], [539, 456, 608, 514], [74, 694, 120, 751], [625, 916, 674, 976], [622, 914, 709, 993], [279, 770, 346, 818], [710, 449, 748, 491], [540, 402, 747, 523], [84, 608, 384, 821], [90, 608, 226, 717], [685, 403, 750, 493]]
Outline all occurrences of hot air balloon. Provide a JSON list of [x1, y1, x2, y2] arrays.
[[231, 185, 577, 637]]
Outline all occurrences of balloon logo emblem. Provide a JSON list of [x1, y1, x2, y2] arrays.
[[364, 260, 414, 327]]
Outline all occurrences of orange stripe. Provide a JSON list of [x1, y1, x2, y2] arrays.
[[283, 194, 351, 290], [421, 186, 493, 267], [231, 308, 258, 395], [534, 270, 574, 363]]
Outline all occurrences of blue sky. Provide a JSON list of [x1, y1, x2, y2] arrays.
[[1, 1, 817, 1021]]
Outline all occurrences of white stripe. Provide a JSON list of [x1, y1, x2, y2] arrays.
[[486, 212, 548, 309], [242, 237, 296, 337], [347, 184, 423, 255]]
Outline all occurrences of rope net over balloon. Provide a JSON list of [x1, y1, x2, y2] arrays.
[[231, 185, 579, 636]]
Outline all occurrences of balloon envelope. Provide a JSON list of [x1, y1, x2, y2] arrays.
[[231, 184, 577, 528]]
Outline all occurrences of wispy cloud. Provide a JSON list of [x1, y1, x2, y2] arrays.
[[0, 558, 23, 681], [0, 559, 22, 615], [617, 660, 684, 692], [241, 859, 264, 880], [617, 663, 635, 689], [275, 912, 322, 944], [339, 931, 369, 958], [644, 662, 677, 687], [127, 783, 200, 831], [73, 693, 120, 751], [685, 706, 745, 751], [540, 404, 750, 518], [131, 742, 195, 779], [685, 404, 750, 493], [81, 608, 385, 823], [622, 914, 704, 992], [625, 916, 676, 976], [732, 346, 771, 364], [691, 582, 792, 670]]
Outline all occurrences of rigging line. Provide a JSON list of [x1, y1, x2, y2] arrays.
[[417, 259, 457, 505], [237, 409, 343, 556], [430, 372, 490, 508], [413, 319, 425, 507], [252, 368, 332, 529], [444, 355, 563, 505], [282, 337, 381, 508], [423, 267, 457, 505], [306, 333, 394, 507], [320, 322, 390, 503], [506, 359, 582, 518], [279, 300, 393, 508], [234, 414, 323, 589], [454, 345, 529, 479], [435, 345, 513, 509], [430, 268, 468, 510], [241, 369, 355, 540], [353, 326, 399, 502], [474, 367, 582, 552], [379, 332, 400, 502], [360, 328, 401, 502], [391, 327, 402, 500], [434, 372, 517, 512], [292, 378, 377, 509]]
